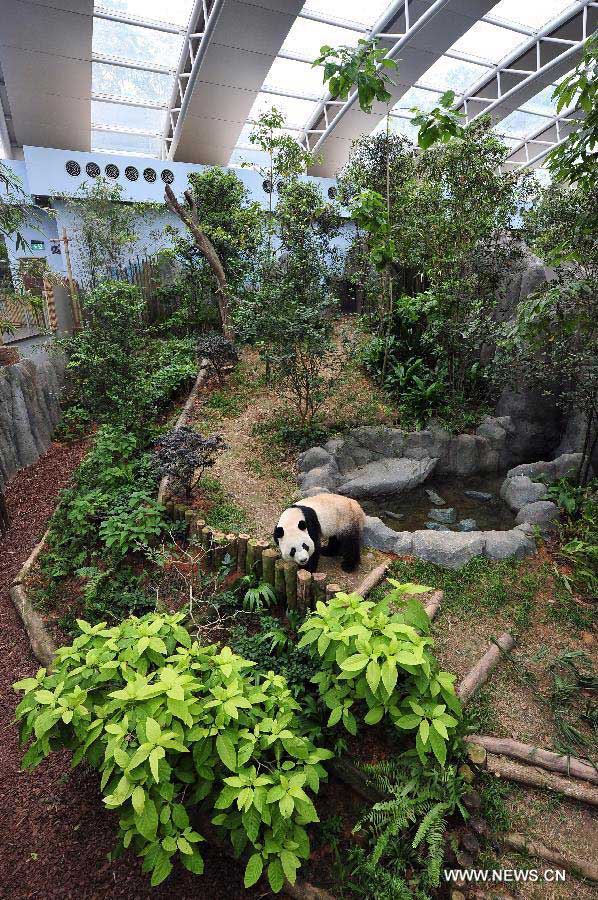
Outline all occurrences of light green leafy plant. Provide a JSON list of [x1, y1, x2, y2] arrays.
[[298, 584, 461, 765], [14, 613, 333, 892]]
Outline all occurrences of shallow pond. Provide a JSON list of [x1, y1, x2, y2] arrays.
[[362, 474, 515, 533]]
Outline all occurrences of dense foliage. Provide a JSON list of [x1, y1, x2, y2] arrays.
[[15, 613, 333, 891], [153, 427, 227, 500]]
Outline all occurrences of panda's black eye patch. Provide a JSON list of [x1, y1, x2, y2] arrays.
[[302, 543, 309, 552], [298, 520, 307, 530], [290, 547, 296, 557], [274, 526, 284, 541]]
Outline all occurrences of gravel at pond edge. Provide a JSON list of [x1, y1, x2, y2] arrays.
[[0, 439, 261, 900]]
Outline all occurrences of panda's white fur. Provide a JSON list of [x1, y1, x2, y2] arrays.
[[274, 493, 365, 572]]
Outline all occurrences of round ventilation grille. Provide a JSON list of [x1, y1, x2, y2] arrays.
[[105, 164, 120, 179], [143, 167, 157, 183], [327, 186, 337, 199], [161, 169, 174, 184], [65, 160, 81, 177], [125, 166, 139, 181], [85, 162, 101, 178], [262, 179, 273, 194]]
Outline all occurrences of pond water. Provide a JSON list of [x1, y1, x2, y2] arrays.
[[362, 474, 515, 533]]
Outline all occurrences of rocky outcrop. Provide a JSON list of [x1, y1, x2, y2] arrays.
[[337, 457, 437, 499], [0, 354, 64, 490], [500, 475, 548, 512]]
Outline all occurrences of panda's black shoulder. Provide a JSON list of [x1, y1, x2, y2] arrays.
[[291, 504, 321, 542]]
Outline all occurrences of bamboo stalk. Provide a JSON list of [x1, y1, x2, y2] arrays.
[[355, 561, 390, 598], [284, 561, 298, 609], [487, 754, 598, 807], [457, 633, 515, 703], [326, 583, 341, 601], [297, 569, 313, 614], [262, 548, 279, 587], [465, 736, 598, 785], [312, 572, 326, 606], [503, 832, 598, 882], [237, 534, 249, 574], [275, 558, 286, 603]]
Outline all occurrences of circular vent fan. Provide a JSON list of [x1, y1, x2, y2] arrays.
[[143, 167, 157, 183], [262, 179, 273, 194], [85, 162, 101, 178], [161, 169, 174, 184], [125, 166, 139, 181], [105, 164, 120, 179], [327, 186, 337, 199], [65, 160, 81, 177]]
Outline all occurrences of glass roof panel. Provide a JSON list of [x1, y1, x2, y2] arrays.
[[91, 100, 165, 133], [393, 86, 443, 113], [96, 0, 193, 27], [248, 93, 319, 129], [519, 83, 560, 116], [373, 116, 419, 144], [451, 20, 526, 64], [264, 57, 326, 98], [93, 18, 183, 67], [418, 56, 489, 93], [498, 109, 552, 138], [301, 0, 392, 29], [488, 0, 574, 30], [91, 129, 162, 156], [92, 62, 173, 104], [280, 18, 362, 59]]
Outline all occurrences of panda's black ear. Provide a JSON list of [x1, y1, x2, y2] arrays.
[[273, 526, 284, 544], [298, 520, 307, 531]]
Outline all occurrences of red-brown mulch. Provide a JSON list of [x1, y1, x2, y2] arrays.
[[0, 439, 260, 900]]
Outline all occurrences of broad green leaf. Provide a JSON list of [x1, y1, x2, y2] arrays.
[[150, 852, 172, 887], [182, 851, 204, 875], [381, 659, 398, 695], [131, 786, 145, 815], [216, 733, 237, 772], [268, 858, 285, 893], [340, 654, 369, 672], [145, 717, 161, 743], [366, 659, 381, 693], [244, 853, 263, 888], [419, 718, 430, 746], [395, 713, 421, 730], [428, 726, 447, 766], [135, 798, 158, 841], [364, 705, 384, 725]]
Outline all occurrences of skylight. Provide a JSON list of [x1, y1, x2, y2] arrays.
[[488, 0, 575, 31], [280, 18, 363, 59], [451, 20, 526, 64], [302, 0, 392, 30]]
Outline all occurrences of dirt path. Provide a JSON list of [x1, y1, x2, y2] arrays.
[[0, 440, 259, 900]]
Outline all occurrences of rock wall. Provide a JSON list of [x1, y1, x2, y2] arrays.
[[0, 354, 65, 490]]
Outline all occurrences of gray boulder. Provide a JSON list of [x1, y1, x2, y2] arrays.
[[297, 461, 339, 493], [412, 530, 486, 569], [438, 434, 488, 476], [464, 490, 493, 501], [500, 475, 548, 511], [426, 522, 450, 531], [519, 263, 555, 300], [403, 426, 450, 461], [476, 417, 507, 447], [425, 488, 445, 505], [507, 453, 584, 484], [484, 529, 536, 561], [297, 446, 332, 473], [515, 501, 559, 528], [457, 518, 478, 532], [429, 507, 456, 524], [362, 516, 412, 555], [338, 457, 437, 499]]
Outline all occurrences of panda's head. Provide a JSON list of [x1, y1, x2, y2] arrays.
[[273, 506, 315, 566]]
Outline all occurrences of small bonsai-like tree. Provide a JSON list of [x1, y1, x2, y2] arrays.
[[196, 332, 239, 382], [153, 427, 227, 500]]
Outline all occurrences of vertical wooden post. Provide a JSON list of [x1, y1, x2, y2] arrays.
[[225, 533, 238, 568], [165, 500, 175, 520], [275, 558, 286, 603], [296, 569, 312, 614], [42, 278, 58, 333], [237, 534, 249, 574], [184, 508, 195, 536], [312, 572, 326, 607], [246, 539, 261, 576], [189, 516, 205, 544], [213, 532, 227, 570], [61, 229, 82, 330], [261, 548, 279, 587], [255, 540, 270, 580], [283, 561, 298, 609], [202, 526, 214, 570]]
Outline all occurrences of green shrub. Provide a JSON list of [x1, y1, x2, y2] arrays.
[[15, 613, 333, 892], [298, 584, 462, 765]]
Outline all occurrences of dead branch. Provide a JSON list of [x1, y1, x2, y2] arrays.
[[457, 632, 515, 703], [465, 735, 598, 784], [355, 561, 390, 597], [424, 589, 443, 621], [503, 832, 598, 882], [164, 184, 233, 338], [487, 753, 598, 806]]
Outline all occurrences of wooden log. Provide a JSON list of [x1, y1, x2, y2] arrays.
[[225, 533, 238, 567], [355, 561, 390, 598], [246, 539, 259, 576], [237, 534, 249, 574], [201, 526, 215, 569], [174, 503, 187, 521], [326, 583, 341, 601], [189, 516, 206, 544], [284, 561, 298, 609], [165, 500, 175, 520], [275, 558, 286, 603], [329, 759, 386, 803], [503, 832, 598, 883], [255, 540, 270, 580], [424, 589, 443, 621], [14, 530, 49, 585], [465, 736, 598, 785], [213, 532, 227, 570], [486, 754, 598, 807], [10, 583, 56, 669], [262, 548, 279, 587], [457, 633, 515, 703], [312, 572, 326, 606], [296, 569, 313, 614]]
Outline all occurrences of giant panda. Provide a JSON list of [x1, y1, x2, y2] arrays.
[[273, 492, 366, 573]]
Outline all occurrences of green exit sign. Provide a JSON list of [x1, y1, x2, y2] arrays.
[[31, 240, 45, 250]]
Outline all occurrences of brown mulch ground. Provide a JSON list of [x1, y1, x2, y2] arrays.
[[0, 440, 260, 900]]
